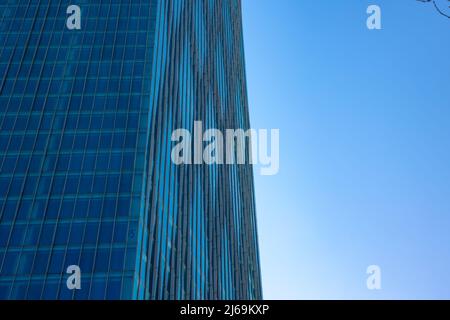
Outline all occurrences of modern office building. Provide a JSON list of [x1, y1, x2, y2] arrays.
[[0, 0, 261, 299]]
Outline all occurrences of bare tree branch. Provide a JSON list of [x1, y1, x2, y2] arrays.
[[416, 0, 450, 19]]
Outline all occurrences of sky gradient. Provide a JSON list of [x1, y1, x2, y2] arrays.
[[243, 0, 450, 299]]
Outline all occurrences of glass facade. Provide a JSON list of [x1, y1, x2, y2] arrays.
[[0, 0, 261, 300]]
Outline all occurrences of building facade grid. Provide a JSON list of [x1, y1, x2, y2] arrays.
[[0, 0, 261, 300]]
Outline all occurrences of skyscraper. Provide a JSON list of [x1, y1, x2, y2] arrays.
[[0, 0, 261, 300]]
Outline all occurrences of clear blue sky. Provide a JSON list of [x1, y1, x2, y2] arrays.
[[242, 0, 450, 299]]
